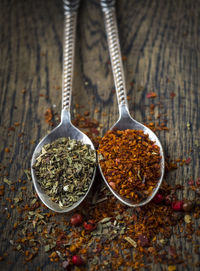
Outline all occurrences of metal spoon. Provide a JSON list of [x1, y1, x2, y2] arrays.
[[99, 0, 165, 207], [31, 0, 96, 213]]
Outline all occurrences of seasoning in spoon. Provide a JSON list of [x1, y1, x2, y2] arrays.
[[33, 137, 96, 207], [98, 129, 161, 202]]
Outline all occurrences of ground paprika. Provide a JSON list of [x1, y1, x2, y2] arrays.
[[98, 129, 161, 202]]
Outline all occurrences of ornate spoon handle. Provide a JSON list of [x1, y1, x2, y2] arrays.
[[101, 0, 128, 109], [62, 0, 80, 111]]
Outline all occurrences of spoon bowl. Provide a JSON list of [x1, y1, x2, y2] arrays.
[[31, 110, 96, 213], [98, 104, 164, 207], [100, 0, 164, 207], [31, 0, 96, 213]]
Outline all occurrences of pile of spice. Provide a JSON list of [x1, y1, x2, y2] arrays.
[[32, 137, 96, 207], [2, 170, 200, 270], [98, 129, 161, 202]]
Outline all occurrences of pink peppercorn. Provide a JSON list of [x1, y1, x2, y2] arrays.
[[83, 220, 96, 231], [152, 193, 163, 204], [196, 177, 200, 186], [72, 255, 84, 266], [70, 213, 83, 226], [171, 200, 183, 211]]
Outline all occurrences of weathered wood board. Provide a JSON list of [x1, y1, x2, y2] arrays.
[[0, 0, 200, 270]]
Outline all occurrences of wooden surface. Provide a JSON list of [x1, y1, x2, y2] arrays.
[[0, 0, 200, 270]]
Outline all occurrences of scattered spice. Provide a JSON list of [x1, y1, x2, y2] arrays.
[[196, 178, 200, 186], [4, 148, 10, 153], [1, 156, 200, 271], [122, 55, 127, 61], [84, 111, 90, 116], [168, 265, 176, 271], [14, 122, 20, 127], [1, 107, 200, 271], [83, 220, 96, 231], [185, 157, 192, 165], [145, 122, 169, 132], [124, 236, 137, 248], [98, 129, 161, 202], [152, 193, 163, 204], [32, 137, 96, 207], [170, 92, 176, 99], [0, 185, 5, 196], [172, 201, 183, 211], [138, 234, 149, 247], [72, 114, 101, 148], [188, 178, 194, 186], [183, 200, 194, 212], [44, 108, 54, 126], [146, 92, 157, 98], [184, 215, 192, 224], [186, 122, 191, 131], [21, 88, 26, 94], [72, 255, 84, 266]]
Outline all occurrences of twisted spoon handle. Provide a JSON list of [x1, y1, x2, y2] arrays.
[[101, 0, 128, 108], [62, 0, 80, 111]]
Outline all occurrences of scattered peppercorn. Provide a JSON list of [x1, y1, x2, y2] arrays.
[[72, 255, 84, 266], [183, 200, 194, 212], [152, 193, 163, 204], [172, 200, 183, 211], [1, 107, 200, 271], [70, 213, 83, 226], [83, 220, 96, 231]]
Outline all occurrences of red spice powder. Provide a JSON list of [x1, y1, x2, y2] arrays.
[[98, 129, 161, 202], [44, 108, 54, 126]]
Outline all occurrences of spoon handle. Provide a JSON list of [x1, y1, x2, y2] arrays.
[[62, 0, 80, 111], [101, 0, 128, 109]]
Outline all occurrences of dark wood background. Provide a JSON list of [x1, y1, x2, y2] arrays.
[[0, 0, 200, 270]]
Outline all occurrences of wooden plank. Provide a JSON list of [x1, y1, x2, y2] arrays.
[[0, 0, 199, 270]]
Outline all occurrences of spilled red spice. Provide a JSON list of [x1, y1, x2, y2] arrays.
[[1, 108, 200, 271], [170, 92, 176, 99], [145, 122, 169, 132], [146, 92, 157, 98], [44, 108, 54, 126], [98, 129, 161, 202], [72, 114, 101, 148], [152, 193, 163, 203]]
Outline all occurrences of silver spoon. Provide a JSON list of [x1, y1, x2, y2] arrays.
[[99, 0, 165, 207], [31, 0, 96, 213]]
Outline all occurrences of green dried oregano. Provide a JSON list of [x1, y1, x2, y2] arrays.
[[33, 137, 96, 208]]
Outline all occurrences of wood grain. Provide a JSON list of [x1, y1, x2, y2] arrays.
[[0, 0, 200, 270]]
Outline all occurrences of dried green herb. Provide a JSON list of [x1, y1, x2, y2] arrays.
[[33, 137, 96, 207], [3, 177, 13, 186]]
